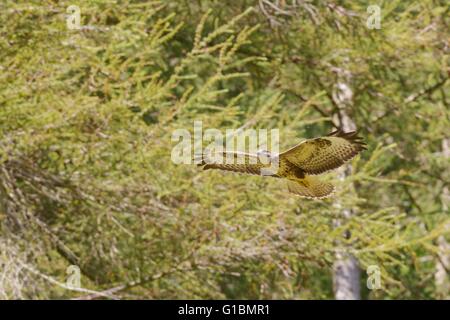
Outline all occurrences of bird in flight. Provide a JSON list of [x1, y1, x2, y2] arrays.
[[195, 129, 366, 199]]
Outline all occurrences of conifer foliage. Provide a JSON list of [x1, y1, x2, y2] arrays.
[[0, 0, 449, 299]]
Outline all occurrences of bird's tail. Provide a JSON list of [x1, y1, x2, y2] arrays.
[[287, 176, 335, 199]]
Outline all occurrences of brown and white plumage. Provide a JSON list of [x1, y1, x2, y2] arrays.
[[279, 130, 366, 175], [196, 129, 367, 199], [195, 151, 266, 176]]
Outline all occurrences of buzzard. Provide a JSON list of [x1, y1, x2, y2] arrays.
[[196, 129, 366, 199]]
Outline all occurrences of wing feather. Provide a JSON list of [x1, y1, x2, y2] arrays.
[[195, 151, 267, 176], [280, 129, 366, 175]]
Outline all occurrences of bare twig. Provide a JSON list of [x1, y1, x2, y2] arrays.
[[405, 77, 449, 104]]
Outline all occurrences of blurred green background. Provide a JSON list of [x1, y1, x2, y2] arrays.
[[0, 0, 449, 299]]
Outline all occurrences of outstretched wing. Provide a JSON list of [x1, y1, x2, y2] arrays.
[[279, 129, 366, 175], [195, 151, 268, 176], [287, 176, 335, 199]]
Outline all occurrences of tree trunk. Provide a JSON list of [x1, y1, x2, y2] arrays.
[[331, 79, 361, 300], [435, 138, 450, 299]]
